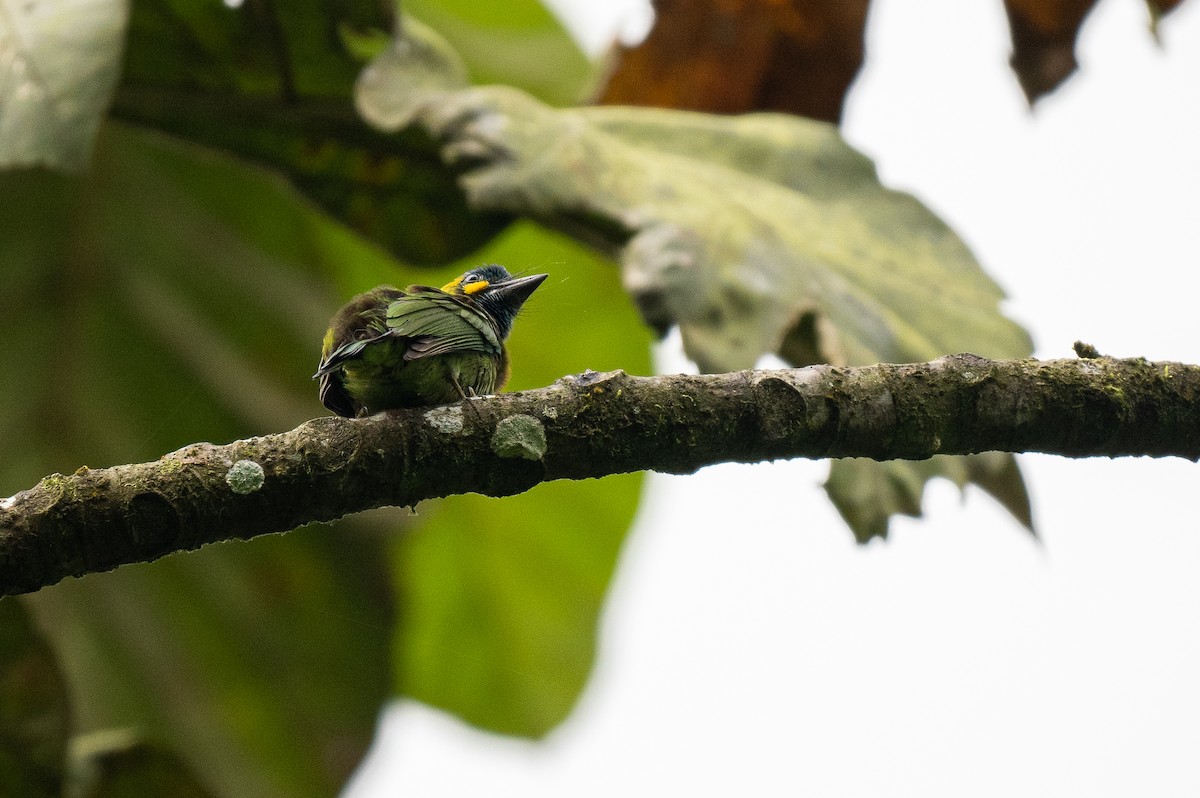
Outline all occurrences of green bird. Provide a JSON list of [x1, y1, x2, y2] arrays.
[[315, 265, 548, 417]]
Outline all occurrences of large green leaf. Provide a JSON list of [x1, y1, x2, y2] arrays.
[[27, 526, 393, 798], [0, 598, 69, 798], [354, 77, 1035, 539], [585, 109, 1035, 539], [119, 0, 381, 97], [825, 453, 1032, 542], [392, 221, 653, 737], [404, 0, 595, 106], [4, 0, 657, 775], [0, 123, 375, 471], [0, 598, 220, 798], [3, 124, 398, 798], [580, 110, 1035, 539], [110, 0, 505, 263], [389, 93, 1034, 370], [0, 0, 127, 170], [107, 0, 593, 262], [2, 117, 655, 785]]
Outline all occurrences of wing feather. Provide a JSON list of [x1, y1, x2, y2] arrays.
[[314, 335, 386, 377], [386, 292, 501, 361], [314, 286, 404, 378]]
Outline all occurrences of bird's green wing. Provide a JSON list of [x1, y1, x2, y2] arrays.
[[314, 334, 387, 377], [314, 286, 405, 417], [314, 286, 404, 377], [386, 292, 502, 360]]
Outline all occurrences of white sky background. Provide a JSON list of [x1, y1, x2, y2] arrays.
[[347, 1, 1200, 795]]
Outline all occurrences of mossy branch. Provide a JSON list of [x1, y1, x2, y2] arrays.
[[3, 354, 1199, 595]]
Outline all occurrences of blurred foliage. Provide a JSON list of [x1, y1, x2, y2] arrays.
[[0, 598, 69, 798], [1, 2, 648, 797], [0, 0, 127, 170], [28, 522, 394, 798], [110, 0, 504, 264], [5, 123, 398, 798], [70, 731, 216, 798], [1, 596, 219, 796]]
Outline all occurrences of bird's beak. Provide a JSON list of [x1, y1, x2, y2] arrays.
[[489, 273, 548, 308]]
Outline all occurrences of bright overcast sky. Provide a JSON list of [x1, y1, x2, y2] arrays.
[[348, 1, 1200, 795]]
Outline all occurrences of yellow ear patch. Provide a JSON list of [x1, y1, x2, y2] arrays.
[[462, 280, 490, 295], [440, 275, 466, 292]]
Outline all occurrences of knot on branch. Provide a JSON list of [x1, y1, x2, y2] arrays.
[[751, 367, 836, 449]]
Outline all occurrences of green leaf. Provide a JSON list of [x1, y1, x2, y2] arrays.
[[0, 598, 70, 798], [113, 0, 505, 263], [27, 526, 394, 798], [3, 0, 653, 775], [119, 0, 383, 97], [0, 0, 127, 170], [0, 123, 372, 470], [403, 0, 595, 105], [395, 478, 641, 736], [823, 454, 1032, 544], [3, 124, 400, 798], [354, 15, 470, 132], [392, 221, 653, 737], [366, 85, 1034, 541], [591, 108, 1036, 540]]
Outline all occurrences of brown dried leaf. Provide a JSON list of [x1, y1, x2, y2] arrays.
[[1004, 0, 1100, 104], [1005, 0, 1190, 103], [594, 0, 869, 124], [1148, 0, 1187, 37]]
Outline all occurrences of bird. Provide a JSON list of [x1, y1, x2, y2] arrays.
[[314, 265, 548, 417]]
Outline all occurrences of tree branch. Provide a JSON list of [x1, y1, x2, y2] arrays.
[[3, 354, 1198, 595]]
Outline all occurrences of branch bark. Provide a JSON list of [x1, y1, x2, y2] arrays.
[[3, 354, 1198, 595]]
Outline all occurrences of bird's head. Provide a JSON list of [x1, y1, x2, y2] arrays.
[[441, 264, 548, 339]]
